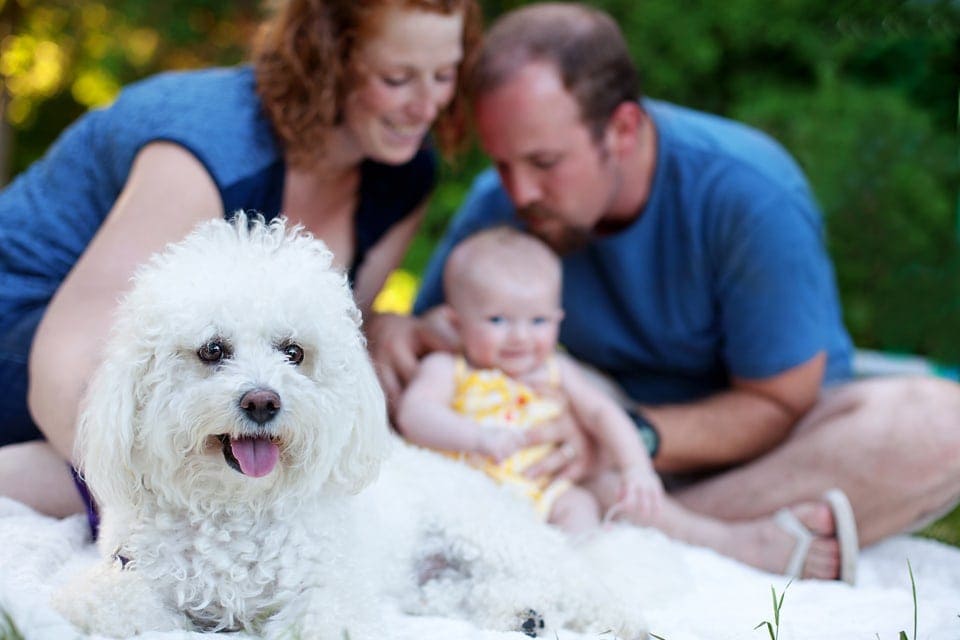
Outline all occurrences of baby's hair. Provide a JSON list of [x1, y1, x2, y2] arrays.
[[443, 226, 561, 307]]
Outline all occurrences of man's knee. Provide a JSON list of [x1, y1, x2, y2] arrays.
[[845, 376, 960, 473], [900, 376, 960, 468], [815, 375, 958, 422], [870, 375, 960, 429]]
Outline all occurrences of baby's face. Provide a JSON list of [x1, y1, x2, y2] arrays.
[[453, 279, 562, 378]]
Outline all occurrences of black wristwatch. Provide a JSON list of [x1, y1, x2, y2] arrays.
[[627, 408, 660, 459]]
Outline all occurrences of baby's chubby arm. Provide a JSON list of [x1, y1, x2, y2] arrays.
[[395, 353, 525, 462], [557, 356, 664, 521], [556, 356, 652, 470]]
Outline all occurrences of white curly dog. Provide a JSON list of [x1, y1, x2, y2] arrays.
[[53, 214, 648, 640]]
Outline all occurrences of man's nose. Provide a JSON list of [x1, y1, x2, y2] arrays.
[[507, 169, 542, 209]]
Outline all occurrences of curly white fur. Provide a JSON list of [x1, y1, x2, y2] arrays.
[[52, 213, 647, 640]]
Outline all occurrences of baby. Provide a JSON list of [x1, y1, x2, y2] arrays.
[[397, 226, 663, 534]]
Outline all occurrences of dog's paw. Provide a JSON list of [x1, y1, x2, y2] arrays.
[[518, 609, 545, 638]]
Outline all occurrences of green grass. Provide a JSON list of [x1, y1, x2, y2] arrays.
[[918, 504, 960, 547], [754, 581, 792, 640], [904, 560, 918, 640], [647, 560, 931, 640], [745, 562, 925, 640], [0, 611, 24, 640]]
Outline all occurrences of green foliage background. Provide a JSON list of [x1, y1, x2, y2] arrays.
[[1, 0, 958, 365]]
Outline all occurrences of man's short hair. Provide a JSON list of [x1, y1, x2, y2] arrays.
[[468, 2, 641, 139]]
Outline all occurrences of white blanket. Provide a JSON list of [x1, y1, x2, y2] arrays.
[[1, 497, 958, 640]]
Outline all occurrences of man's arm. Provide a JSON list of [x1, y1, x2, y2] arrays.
[[643, 351, 826, 473]]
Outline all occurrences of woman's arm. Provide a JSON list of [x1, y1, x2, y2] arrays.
[[28, 142, 223, 461], [352, 203, 427, 316], [356, 202, 459, 405]]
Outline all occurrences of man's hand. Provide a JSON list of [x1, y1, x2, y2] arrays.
[[365, 309, 460, 408], [522, 410, 597, 482]]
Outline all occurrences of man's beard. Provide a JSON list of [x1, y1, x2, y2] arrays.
[[518, 205, 595, 255]]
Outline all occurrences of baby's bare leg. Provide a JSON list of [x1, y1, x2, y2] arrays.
[[585, 469, 846, 580], [548, 485, 601, 535]]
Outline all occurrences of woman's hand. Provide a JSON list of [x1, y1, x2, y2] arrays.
[[521, 409, 597, 482], [365, 308, 459, 408]]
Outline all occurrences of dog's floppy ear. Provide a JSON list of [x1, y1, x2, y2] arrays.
[[328, 349, 392, 493], [75, 325, 150, 512]]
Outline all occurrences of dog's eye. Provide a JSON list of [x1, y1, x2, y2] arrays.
[[281, 343, 304, 365], [198, 340, 229, 363]]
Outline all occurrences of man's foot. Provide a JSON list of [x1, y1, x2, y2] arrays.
[[734, 501, 840, 578], [719, 490, 858, 583]]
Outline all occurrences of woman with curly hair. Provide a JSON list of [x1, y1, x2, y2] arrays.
[[0, 0, 481, 525]]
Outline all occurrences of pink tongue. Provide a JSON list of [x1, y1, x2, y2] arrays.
[[230, 437, 280, 478]]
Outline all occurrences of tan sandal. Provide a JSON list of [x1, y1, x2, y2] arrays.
[[774, 488, 859, 585]]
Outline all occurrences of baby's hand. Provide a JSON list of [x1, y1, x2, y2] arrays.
[[477, 426, 527, 463], [605, 464, 664, 526]]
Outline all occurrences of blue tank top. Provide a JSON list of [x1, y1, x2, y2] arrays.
[[0, 66, 436, 328]]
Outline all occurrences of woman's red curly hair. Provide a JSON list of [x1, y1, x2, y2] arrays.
[[252, 0, 482, 168]]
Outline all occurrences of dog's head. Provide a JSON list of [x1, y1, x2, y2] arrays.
[[77, 213, 391, 512]]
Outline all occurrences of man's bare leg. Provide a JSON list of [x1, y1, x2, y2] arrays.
[[0, 440, 83, 517], [671, 375, 960, 546]]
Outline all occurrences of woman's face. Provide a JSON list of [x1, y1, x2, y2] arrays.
[[343, 6, 464, 165]]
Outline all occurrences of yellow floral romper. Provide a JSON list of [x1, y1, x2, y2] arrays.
[[449, 356, 572, 518]]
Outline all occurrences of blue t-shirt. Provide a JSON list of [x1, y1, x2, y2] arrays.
[[415, 100, 853, 404], [0, 65, 436, 329]]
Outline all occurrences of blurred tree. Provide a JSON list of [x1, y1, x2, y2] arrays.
[[736, 77, 959, 360], [0, 0, 261, 176], [1, 0, 958, 361]]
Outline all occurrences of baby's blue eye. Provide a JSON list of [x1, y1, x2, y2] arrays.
[[487, 315, 506, 325], [532, 316, 549, 325]]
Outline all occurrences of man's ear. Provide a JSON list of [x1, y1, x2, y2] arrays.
[[605, 101, 642, 158]]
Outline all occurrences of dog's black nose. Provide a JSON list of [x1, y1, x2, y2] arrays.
[[239, 388, 282, 424]]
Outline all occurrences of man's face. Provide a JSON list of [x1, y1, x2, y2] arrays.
[[474, 61, 622, 254]]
